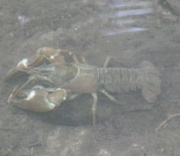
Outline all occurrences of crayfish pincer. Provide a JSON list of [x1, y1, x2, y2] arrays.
[[4, 47, 161, 126]]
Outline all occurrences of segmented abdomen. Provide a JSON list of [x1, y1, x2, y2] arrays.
[[97, 68, 141, 93], [97, 61, 161, 103]]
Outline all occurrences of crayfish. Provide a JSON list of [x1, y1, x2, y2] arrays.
[[5, 47, 161, 126]]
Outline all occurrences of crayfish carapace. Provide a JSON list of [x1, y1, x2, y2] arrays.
[[5, 47, 161, 126]]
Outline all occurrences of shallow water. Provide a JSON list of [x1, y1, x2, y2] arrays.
[[1, 0, 180, 155]]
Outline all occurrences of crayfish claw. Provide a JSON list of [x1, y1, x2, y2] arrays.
[[8, 86, 67, 113], [5, 58, 30, 81]]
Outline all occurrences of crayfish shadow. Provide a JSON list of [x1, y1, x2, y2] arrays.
[[22, 93, 153, 126], [26, 95, 116, 126]]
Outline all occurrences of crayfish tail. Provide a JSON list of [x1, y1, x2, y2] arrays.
[[140, 61, 161, 103]]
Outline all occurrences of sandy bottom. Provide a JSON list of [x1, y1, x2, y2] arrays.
[[1, 0, 180, 155]]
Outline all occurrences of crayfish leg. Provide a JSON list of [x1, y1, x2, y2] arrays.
[[91, 93, 98, 127], [100, 89, 122, 105]]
